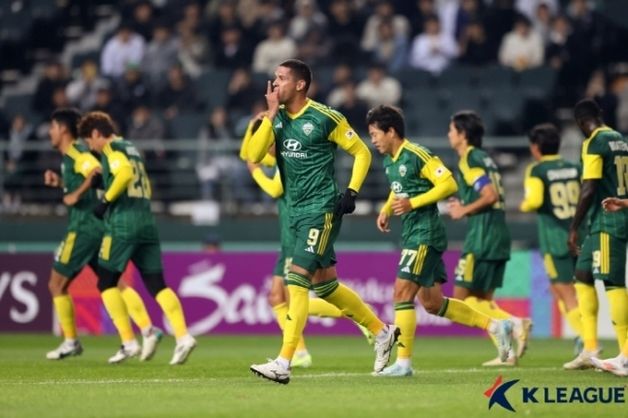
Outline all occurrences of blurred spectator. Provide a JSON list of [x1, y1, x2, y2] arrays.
[[408, 0, 438, 37], [66, 59, 109, 112], [32, 61, 69, 115], [370, 17, 408, 73], [516, 0, 559, 21], [453, 0, 483, 41], [214, 26, 253, 70], [361, 1, 410, 53], [51, 87, 71, 111], [289, 0, 327, 42], [457, 19, 492, 66], [498, 15, 544, 71], [483, 0, 520, 60], [408, 15, 458, 74], [297, 28, 331, 67], [533, 3, 553, 44], [130, 1, 156, 41], [252, 21, 297, 75], [356, 64, 401, 108], [178, 2, 205, 36], [585, 70, 618, 129], [327, 0, 365, 63], [226, 68, 261, 116], [326, 63, 355, 107], [127, 104, 167, 163], [156, 65, 199, 119], [91, 87, 127, 134], [208, 0, 244, 47], [336, 82, 369, 134], [546, 15, 573, 70], [101, 22, 146, 78], [5, 114, 36, 175], [142, 22, 180, 87], [115, 65, 150, 116], [244, 0, 285, 44], [177, 22, 210, 77]]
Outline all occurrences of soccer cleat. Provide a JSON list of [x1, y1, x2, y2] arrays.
[[573, 336, 584, 356], [563, 349, 596, 370], [373, 362, 414, 377], [590, 355, 628, 377], [482, 352, 517, 367], [373, 324, 401, 372], [46, 340, 83, 360], [488, 319, 514, 363], [108, 343, 140, 364], [357, 323, 375, 345], [513, 318, 533, 358], [250, 359, 291, 384], [170, 335, 197, 365], [140, 327, 163, 361], [291, 351, 312, 368]]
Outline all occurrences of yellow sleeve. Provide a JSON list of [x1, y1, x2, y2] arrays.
[[104, 151, 133, 202], [74, 152, 101, 178], [409, 157, 457, 208], [247, 117, 276, 163], [519, 165, 544, 212], [239, 121, 254, 161], [461, 165, 486, 186], [380, 191, 395, 216], [259, 153, 276, 167], [251, 168, 283, 198], [582, 155, 603, 180], [328, 118, 371, 192]]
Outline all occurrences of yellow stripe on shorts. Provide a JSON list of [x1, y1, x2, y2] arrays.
[[317, 213, 333, 255], [600, 233, 610, 274], [100, 236, 112, 261], [60, 232, 76, 264], [543, 254, 558, 279], [413, 245, 428, 275], [464, 253, 475, 282]]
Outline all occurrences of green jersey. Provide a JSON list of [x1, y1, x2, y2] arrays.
[[456, 146, 510, 260], [524, 156, 581, 256], [581, 126, 628, 239], [101, 138, 156, 239], [383, 140, 448, 251], [273, 100, 362, 216], [61, 142, 103, 237]]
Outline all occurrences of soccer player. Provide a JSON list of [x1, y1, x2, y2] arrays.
[[447, 110, 532, 366], [563, 99, 628, 370], [590, 196, 628, 376], [78, 111, 197, 365], [241, 115, 374, 369], [519, 123, 584, 359], [247, 59, 398, 384], [367, 105, 513, 376], [44, 108, 162, 362]]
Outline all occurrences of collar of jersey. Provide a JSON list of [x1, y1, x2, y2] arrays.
[[463, 145, 475, 161], [540, 154, 560, 161], [65, 142, 80, 158], [103, 141, 114, 156], [391, 139, 410, 162], [285, 98, 312, 119], [585, 126, 611, 141]]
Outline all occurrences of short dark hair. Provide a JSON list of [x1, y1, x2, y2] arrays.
[[279, 59, 312, 93], [451, 110, 485, 148], [51, 108, 81, 138], [78, 111, 117, 138], [528, 123, 561, 155], [365, 105, 405, 138], [574, 98, 602, 122]]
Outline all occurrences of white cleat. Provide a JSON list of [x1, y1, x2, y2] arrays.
[[291, 351, 312, 368], [512, 318, 533, 358], [488, 319, 514, 362], [46, 340, 83, 360], [563, 349, 596, 370], [373, 362, 414, 377], [483, 349, 517, 367], [140, 327, 163, 361], [590, 355, 628, 377], [373, 324, 401, 372], [250, 359, 291, 384], [169, 335, 197, 365], [108, 343, 140, 364]]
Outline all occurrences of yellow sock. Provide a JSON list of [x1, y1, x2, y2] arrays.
[[156, 288, 188, 339], [101, 288, 134, 343], [121, 287, 152, 330], [315, 280, 384, 335], [575, 282, 598, 351], [273, 302, 307, 352], [606, 288, 628, 352], [464, 296, 512, 320], [394, 302, 416, 360], [440, 297, 491, 330], [622, 337, 628, 358], [308, 298, 343, 318], [279, 277, 310, 360], [53, 295, 76, 340]]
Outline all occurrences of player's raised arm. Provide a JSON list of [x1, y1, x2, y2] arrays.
[[248, 162, 283, 199], [409, 157, 457, 210], [248, 82, 279, 163], [63, 152, 102, 206]]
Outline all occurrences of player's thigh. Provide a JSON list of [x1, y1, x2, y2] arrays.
[[575, 234, 593, 281], [596, 233, 627, 288], [397, 245, 446, 289], [291, 212, 340, 274], [544, 254, 576, 284], [53, 231, 101, 280], [454, 253, 504, 292], [98, 234, 136, 273], [131, 240, 164, 275]]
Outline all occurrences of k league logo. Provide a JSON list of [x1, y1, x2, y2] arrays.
[[485, 375, 519, 412], [283, 139, 302, 151]]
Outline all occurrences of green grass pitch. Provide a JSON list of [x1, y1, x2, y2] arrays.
[[0, 335, 625, 418]]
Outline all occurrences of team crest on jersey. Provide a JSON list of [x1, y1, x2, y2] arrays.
[[302, 122, 314, 136], [391, 181, 403, 193], [399, 164, 407, 177], [275, 121, 283, 129]]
